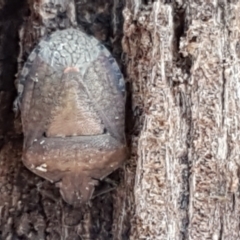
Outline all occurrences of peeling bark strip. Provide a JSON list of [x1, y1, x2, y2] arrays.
[[123, 0, 240, 239]]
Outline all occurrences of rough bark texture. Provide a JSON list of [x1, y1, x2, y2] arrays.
[[1, 0, 240, 239], [123, 0, 240, 239]]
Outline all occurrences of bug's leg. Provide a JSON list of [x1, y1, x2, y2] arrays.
[[92, 177, 119, 199]]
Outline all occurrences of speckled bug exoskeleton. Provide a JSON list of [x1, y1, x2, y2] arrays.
[[15, 28, 127, 206]]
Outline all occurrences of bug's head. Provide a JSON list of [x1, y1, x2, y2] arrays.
[[56, 174, 98, 207]]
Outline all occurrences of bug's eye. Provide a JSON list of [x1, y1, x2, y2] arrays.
[[43, 132, 47, 137], [103, 128, 107, 134]]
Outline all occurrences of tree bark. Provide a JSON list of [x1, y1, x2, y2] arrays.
[[1, 0, 240, 239], [123, 0, 240, 239]]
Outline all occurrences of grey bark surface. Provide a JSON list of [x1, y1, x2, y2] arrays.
[[1, 0, 240, 240]]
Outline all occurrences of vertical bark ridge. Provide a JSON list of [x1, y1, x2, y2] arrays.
[[180, 1, 240, 239], [123, 1, 190, 239]]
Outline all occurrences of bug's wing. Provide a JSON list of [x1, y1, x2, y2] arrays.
[[19, 53, 63, 149], [83, 51, 126, 143], [19, 28, 126, 147]]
